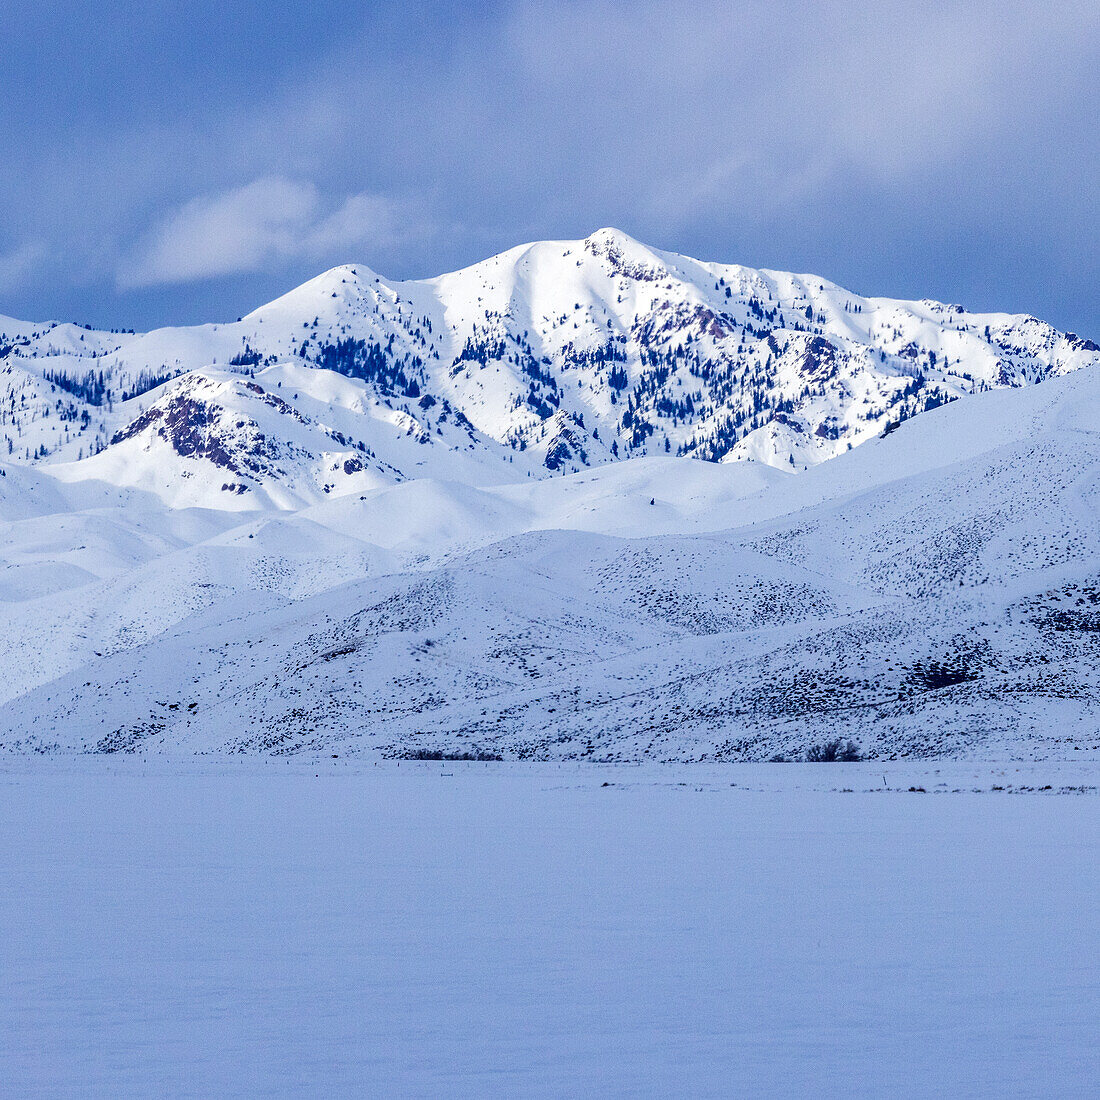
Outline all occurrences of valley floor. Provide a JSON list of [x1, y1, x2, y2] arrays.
[[2, 759, 1098, 1097]]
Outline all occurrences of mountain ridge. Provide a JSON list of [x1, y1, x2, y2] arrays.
[[3, 346, 1100, 758], [3, 228, 1098, 509]]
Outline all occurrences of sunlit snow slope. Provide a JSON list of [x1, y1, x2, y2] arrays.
[[3, 231, 1100, 758], [4, 348, 1100, 759], [2, 229, 1097, 512]]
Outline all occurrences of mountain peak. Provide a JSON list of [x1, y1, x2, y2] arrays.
[[2, 231, 1098, 503], [246, 262, 381, 322], [584, 226, 639, 247], [582, 226, 658, 264]]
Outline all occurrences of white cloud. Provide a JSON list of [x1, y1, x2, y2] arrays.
[[1, 1, 1095, 328], [0, 241, 45, 293], [118, 178, 417, 288], [306, 192, 409, 256], [498, 0, 1100, 227]]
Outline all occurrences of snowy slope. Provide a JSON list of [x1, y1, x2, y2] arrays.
[[2, 229, 1097, 512], [3, 232, 1100, 759], [4, 354, 1100, 759]]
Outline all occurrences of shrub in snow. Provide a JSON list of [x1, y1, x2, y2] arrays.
[[804, 739, 862, 762]]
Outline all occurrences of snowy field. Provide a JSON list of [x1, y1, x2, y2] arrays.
[[2, 759, 1098, 1098]]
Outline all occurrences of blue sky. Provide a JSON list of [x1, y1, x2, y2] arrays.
[[1, 0, 1097, 336]]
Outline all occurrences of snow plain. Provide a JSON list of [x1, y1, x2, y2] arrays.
[[2, 758, 1097, 1098]]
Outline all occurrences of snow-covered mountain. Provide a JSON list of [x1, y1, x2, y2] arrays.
[[3, 228, 1097, 511], [3, 230, 1100, 760], [5, 355, 1100, 760]]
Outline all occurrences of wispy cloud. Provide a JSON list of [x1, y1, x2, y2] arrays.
[[0, 1, 1095, 332], [118, 178, 422, 288], [0, 241, 45, 294]]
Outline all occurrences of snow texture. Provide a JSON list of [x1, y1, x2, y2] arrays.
[[1, 758, 1097, 1097], [2, 232, 1100, 759]]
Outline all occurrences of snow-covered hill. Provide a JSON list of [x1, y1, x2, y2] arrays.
[[2, 229, 1097, 511], [4, 346, 1100, 759], [3, 232, 1100, 758]]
